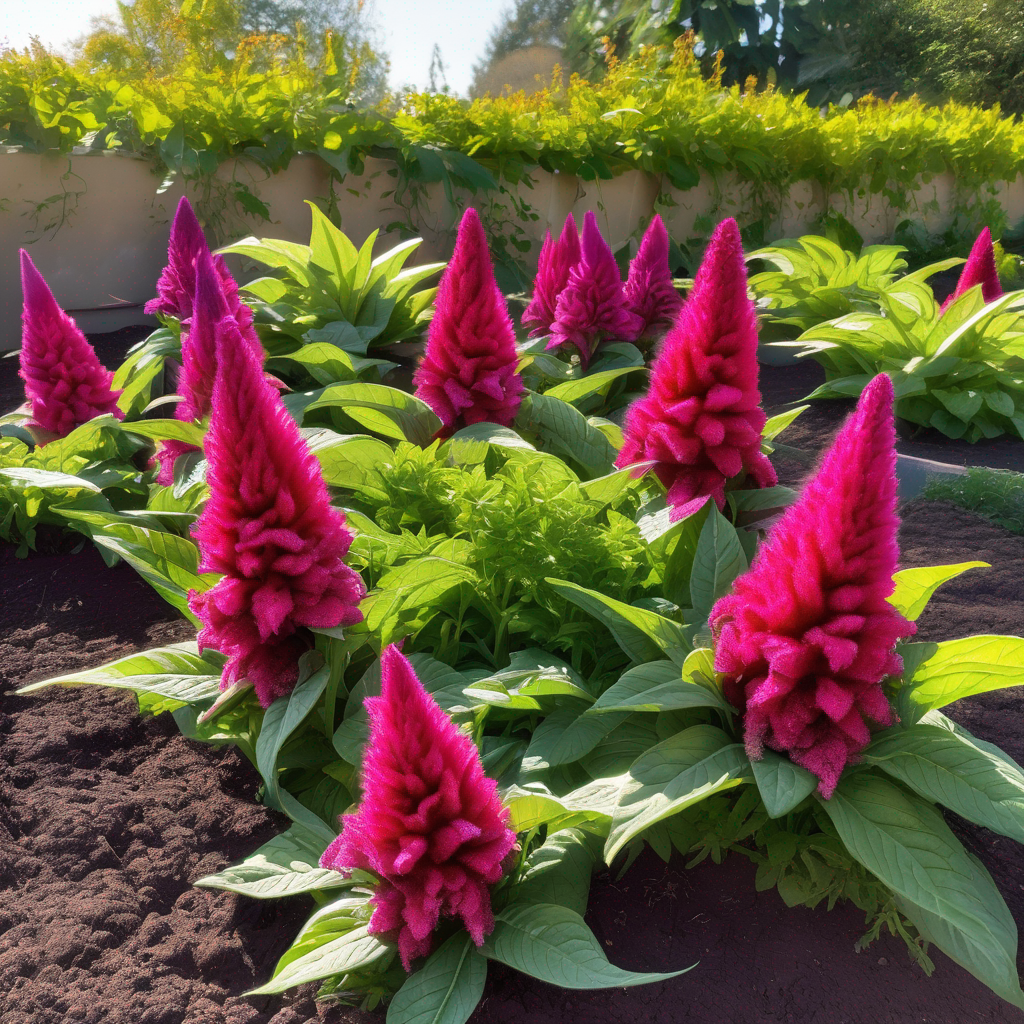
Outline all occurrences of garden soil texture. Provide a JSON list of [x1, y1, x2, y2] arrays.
[[3, 346, 1024, 1024]]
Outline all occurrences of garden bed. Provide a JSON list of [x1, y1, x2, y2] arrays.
[[3, 325, 1024, 1022]]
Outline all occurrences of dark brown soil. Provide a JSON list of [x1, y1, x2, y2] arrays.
[[3, 339, 1024, 1022]]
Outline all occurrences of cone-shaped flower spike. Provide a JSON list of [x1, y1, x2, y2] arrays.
[[623, 215, 683, 342], [145, 196, 249, 327], [188, 312, 366, 707], [521, 213, 581, 337], [710, 374, 916, 799], [413, 208, 523, 435], [548, 211, 642, 368], [19, 251, 123, 439], [321, 645, 516, 970], [940, 226, 1003, 313], [616, 218, 776, 520]]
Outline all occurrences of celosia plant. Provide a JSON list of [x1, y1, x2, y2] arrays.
[[413, 208, 523, 435], [145, 196, 250, 329], [549, 211, 641, 367], [710, 373, 915, 797], [616, 217, 776, 520], [940, 226, 1003, 312], [189, 309, 366, 707], [321, 644, 517, 969], [623, 214, 682, 343], [18, 250, 123, 439], [521, 213, 581, 337]]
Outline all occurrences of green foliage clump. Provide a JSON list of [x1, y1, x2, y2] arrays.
[[923, 467, 1024, 535]]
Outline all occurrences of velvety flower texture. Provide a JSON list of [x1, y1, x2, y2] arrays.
[[19, 251, 123, 439], [710, 374, 916, 799], [413, 208, 523, 435], [548, 211, 642, 367], [623, 215, 683, 341], [616, 218, 776, 521], [188, 311, 366, 707], [940, 226, 1003, 313], [321, 645, 516, 969], [521, 213, 581, 337], [145, 196, 249, 328]]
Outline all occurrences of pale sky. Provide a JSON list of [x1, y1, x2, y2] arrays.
[[1, 0, 509, 96]]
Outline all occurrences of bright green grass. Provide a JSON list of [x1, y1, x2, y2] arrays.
[[923, 466, 1024, 536]]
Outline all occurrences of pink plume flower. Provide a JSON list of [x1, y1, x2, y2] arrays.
[[521, 213, 581, 337], [548, 211, 642, 368], [623, 215, 683, 342], [145, 196, 249, 329], [710, 374, 916, 799], [616, 218, 776, 521], [19, 250, 123, 439], [321, 645, 516, 970], [413, 208, 523, 435], [940, 226, 1003, 313], [188, 312, 366, 708]]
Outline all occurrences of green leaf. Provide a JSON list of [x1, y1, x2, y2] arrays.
[[250, 922, 390, 995], [15, 641, 223, 714], [306, 431, 392, 494], [901, 635, 1024, 710], [579, 465, 652, 505], [546, 579, 690, 666], [762, 405, 807, 441], [120, 419, 206, 446], [587, 660, 731, 716], [307, 382, 442, 446], [604, 725, 751, 862], [524, 709, 631, 769], [480, 903, 694, 988], [387, 934, 486, 1024], [819, 773, 1024, 1010], [750, 750, 818, 818], [544, 367, 644, 406], [863, 724, 1024, 843], [274, 342, 356, 385], [0, 466, 101, 492], [512, 830, 597, 915], [888, 562, 989, 621], [441, 423, 539, 465], [519, 392, 618, 476], [688, 505, 747, 630], [194, 824, 346, 898]]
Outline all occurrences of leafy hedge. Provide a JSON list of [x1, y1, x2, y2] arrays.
[[3, 39, 1023, 234]]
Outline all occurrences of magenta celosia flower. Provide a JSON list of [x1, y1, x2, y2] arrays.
[[18, 250, 123, 440], [521, 213, 581, 337], [940, 226, 1003, 313], [548, 211, 642, 368], [615, 218, 776, 521], [623, 215, 683, 343], [321, 645, 516, 969], [413, 208, 523, 436], [710, 374, 916, 799], [145, 196, 250, 330], [188, 311, 366, 708]]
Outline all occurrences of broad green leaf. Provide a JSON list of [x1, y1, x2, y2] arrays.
[[587, 660, 732, 716], [307, 383, 442, 446], [547, 578, 690, 666], [15, 641, 223, 714], [863, 724, 1024, 842], [250, 923, 390, 995], [688, 506, 747, 630], [524, 708, 631, 769], [512, 830, 597, 915], [387, 934, 486, 1024], [195, 824, 345, 898], [820, 773, 1024, 1009], [120, 419, 206, 446], [750, 749, 818, 818], [306, 431, 392, 494], [888, 562, 989, 621], [605, 725, 751, 862], [274, 342, 356, 385], [762, 405, 807, 441], [0, 466, 101, 492], [580, 464, 652, 505], [901, 635, 1024, 710], [519, 392, 618, 476], [441, 423, 539, 465], [544, 367, 644, 406], [480, 903, 694, 988]]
